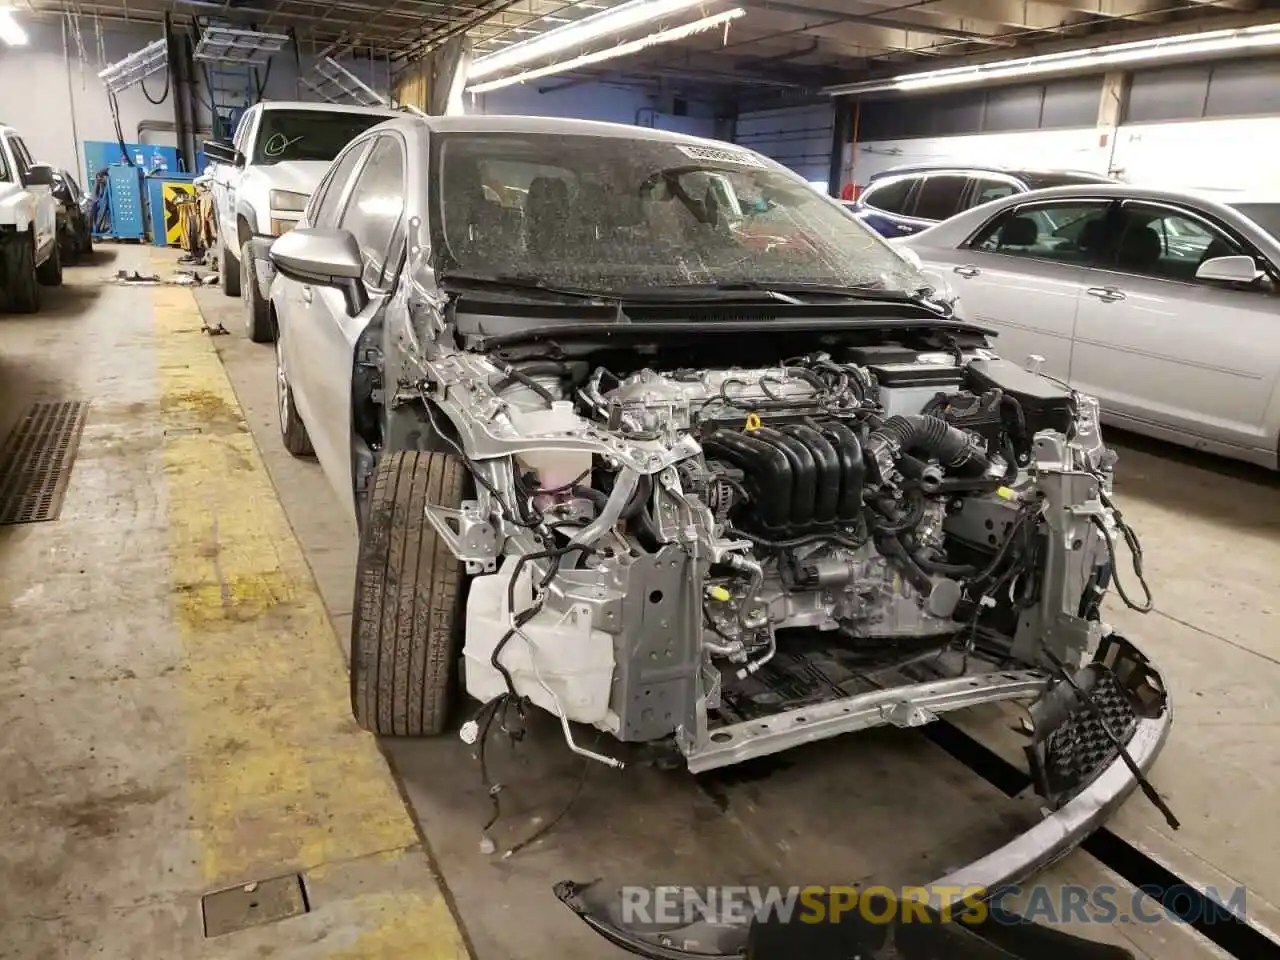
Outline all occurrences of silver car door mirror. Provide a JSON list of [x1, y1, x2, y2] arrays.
[[270, 228, 368, 317], [1195, 254, 1262, 284]]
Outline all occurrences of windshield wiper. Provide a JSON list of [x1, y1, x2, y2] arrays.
[[437, 270, 617, 302]]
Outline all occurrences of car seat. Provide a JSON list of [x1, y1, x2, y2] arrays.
[[996, 215, 1038, 248], [1116, 225, 1163, 272], [525, 176, 570, 259], [444, 162, 509, 261]]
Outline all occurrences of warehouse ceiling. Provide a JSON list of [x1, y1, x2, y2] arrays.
[[19, 0, 1280, 93]]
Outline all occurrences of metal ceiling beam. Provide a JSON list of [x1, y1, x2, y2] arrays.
[[736, 0, 1011, 44]]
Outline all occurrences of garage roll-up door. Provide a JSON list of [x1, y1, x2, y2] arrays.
[[734, 102, 835, 190]]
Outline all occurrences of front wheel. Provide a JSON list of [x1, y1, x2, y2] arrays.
[[219, 239, 241, 298], [276, 336, 313, 457], [351, 451, 469, 737], [36, 238, 62, 287], [242, 240, 274, 343], [1, 233, 40, 313]]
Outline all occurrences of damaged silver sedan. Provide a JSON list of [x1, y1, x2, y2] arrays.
[[263, 114, 1171, 958]]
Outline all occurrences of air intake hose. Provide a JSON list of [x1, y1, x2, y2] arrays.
[[867, 414, 991, 479]]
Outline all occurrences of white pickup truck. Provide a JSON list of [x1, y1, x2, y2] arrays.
[[0, 124, 60, 313], [203, 100, 402, 342]]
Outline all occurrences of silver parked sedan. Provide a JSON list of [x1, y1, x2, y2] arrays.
[[900, 184, 1280, 468], [259, 114, 1168, 958]]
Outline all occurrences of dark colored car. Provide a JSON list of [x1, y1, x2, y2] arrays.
[[51, 169, 92, 261], [846, 164, 1116, 238]]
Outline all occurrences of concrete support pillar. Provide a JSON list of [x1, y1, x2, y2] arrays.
[[428, 36, 473, 116], [1097, 70, 1129, 177]]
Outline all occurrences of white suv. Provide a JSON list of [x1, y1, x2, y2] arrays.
[[203, 100, 402, 342], [0, 125, 60, 313]]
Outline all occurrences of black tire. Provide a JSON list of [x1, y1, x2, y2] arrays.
[[79, 228, 93, 259], [219, 238, 241, 298], [242, 240, 274, 343], [36, 237, 62, 287], [275, 336, 314, 457], [351, 451, 468, 737], [2, 233, 40, 313]]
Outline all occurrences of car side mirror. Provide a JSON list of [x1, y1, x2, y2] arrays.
[[270, 228, 368, 317], [1195, 254, 1261, 284], [202, 139, 243, 167], [25, 163, 54, 187]]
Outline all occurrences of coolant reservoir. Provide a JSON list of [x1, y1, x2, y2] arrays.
[[510, 401, 593, 490]]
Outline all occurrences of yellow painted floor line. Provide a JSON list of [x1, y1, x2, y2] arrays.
[[152, 281, 469, 956]]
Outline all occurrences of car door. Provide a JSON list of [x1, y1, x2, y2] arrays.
[[9, 136, 55, 253], [1069, 199, 1280, 453], [213, 108, 257, 239], [291, 134, 406, 518], [918, 198, 1115, 380]]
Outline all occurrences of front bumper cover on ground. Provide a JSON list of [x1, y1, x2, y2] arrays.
[[555, 634, 1170, 960]]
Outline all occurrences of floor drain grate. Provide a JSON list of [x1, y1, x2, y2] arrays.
[[0, 401, 90, 525], [202, 874, 310, 937]]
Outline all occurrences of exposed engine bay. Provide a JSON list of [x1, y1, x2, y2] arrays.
[[416, 321, 1157, 787]]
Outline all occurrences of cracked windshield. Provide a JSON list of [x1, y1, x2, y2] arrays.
[[253, 110, 392, 164], [433, 132, 925, 294]]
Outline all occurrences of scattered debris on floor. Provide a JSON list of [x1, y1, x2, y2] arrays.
[[107, 268, 220, 287], [203, 320, 230, 336], [111, 269, 162, 285]]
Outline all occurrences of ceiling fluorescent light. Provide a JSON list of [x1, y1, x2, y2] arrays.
[[0, 10, 28, 46], [468, 0, 711, 81], [467, 8, 744, 93], [823, 21, 1280, 96]]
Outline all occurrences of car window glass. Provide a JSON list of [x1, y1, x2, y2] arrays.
[[863, 177, 913, 215], [311, 141, 370, 229], [232, 112, 251, 151], [433, 132, 927, 294], [970, 177, 1017, 207], [339, 136, 405, 290], [10, 137, 32, 178], [970, 201, 1112, 264], [913, 174, 967, 221], [1111, 205, 1251, 285], [0, 139, 11, 182]]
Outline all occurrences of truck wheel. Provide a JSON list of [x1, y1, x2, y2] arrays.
[[59, 229, 76, 265], [351, 451, 469, 737], [241, 240, 274, 343], [219, 239, 241, 297], [36, 237, 62, 287], [2, 233, 40, 313], [275, 336, 313, 457]]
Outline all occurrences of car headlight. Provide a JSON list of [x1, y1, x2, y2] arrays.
[[269, 189, 308, 213]]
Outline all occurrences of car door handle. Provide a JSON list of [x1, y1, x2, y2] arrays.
[[953, 265, 981, 278], [300, 285, 313, 304], [1085, 286, 1126, 303]]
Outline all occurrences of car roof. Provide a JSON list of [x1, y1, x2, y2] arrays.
[[904, 181, 1280, 252], [870, 163, 1112, 182], [986, 182, 1252, 206], [257, 100, 403, 118], [377, 112, 756, 151]]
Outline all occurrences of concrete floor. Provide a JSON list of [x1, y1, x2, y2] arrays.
[[2, 244, 1274, 958], [0, 249, 468, 958]]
